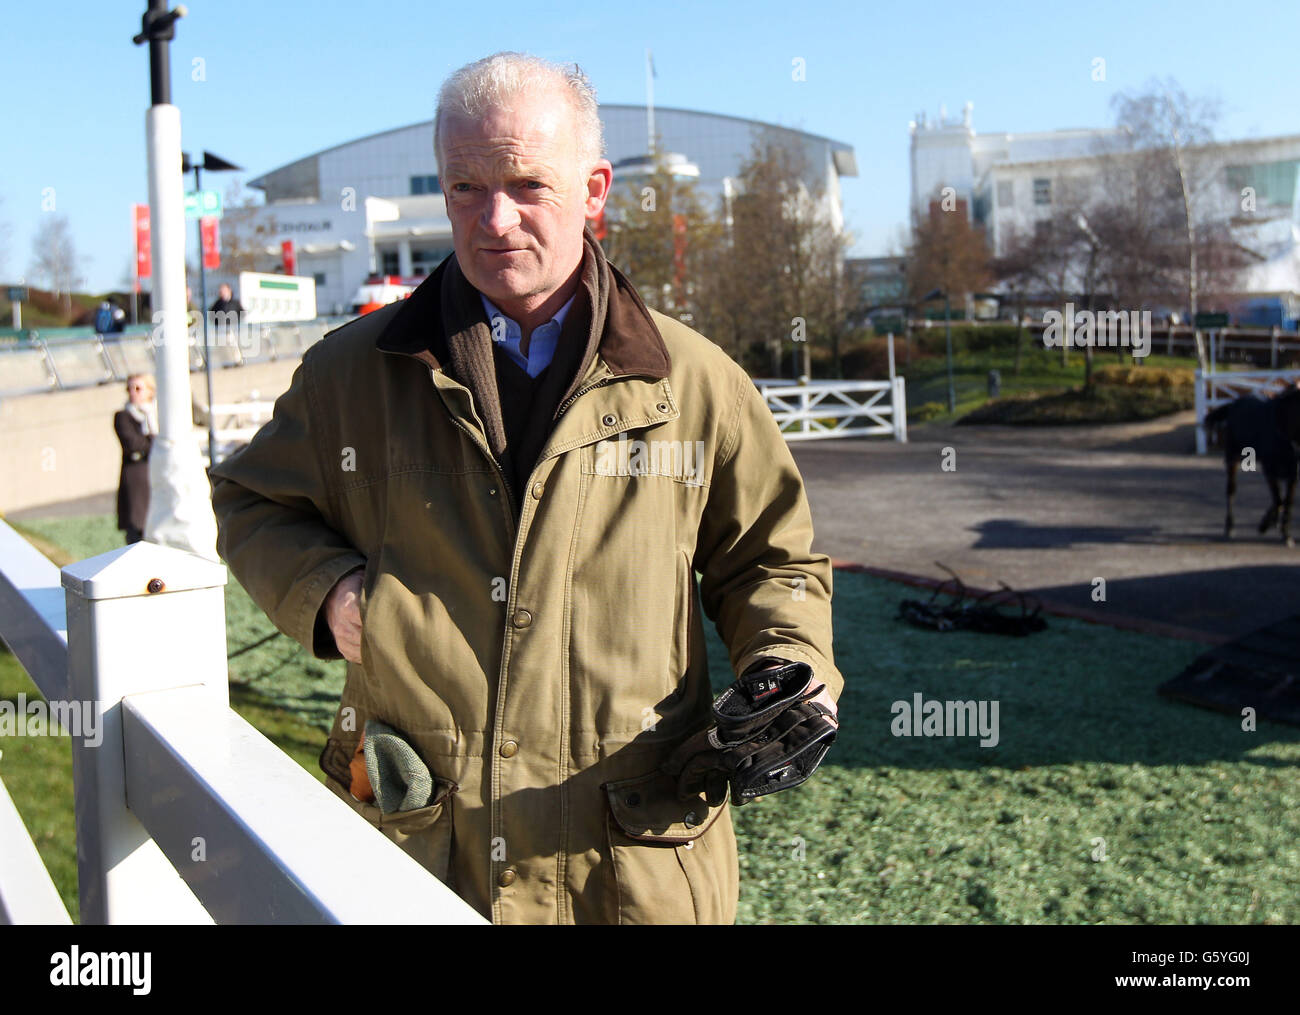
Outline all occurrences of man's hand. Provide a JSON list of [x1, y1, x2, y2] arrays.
[[324, 570, 364, 664]]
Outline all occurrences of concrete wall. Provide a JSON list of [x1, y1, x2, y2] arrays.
[[0, 360, 301, 516]]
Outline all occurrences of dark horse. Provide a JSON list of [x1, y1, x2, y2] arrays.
[[1202, 384, 1300, 545]]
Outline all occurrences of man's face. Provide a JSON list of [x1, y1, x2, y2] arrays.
[[439, 90, 610, 312], [219, 285, 232, 300]]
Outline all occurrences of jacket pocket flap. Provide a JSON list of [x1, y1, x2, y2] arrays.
[[604, 770, 721, 843], [375, 775, 457, 834]]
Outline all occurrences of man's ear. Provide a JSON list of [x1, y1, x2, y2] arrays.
[[585, 159, 613, 220]]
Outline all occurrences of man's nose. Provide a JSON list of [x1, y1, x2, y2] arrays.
[[481, 189, 521, 235]]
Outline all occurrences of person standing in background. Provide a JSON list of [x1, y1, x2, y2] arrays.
[[114, 373, 157, 544]]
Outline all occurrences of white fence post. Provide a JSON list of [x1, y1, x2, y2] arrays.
[[1194, 369, 1207, 456], [62, 541, 228, 924], [893, 376, 908, 443]]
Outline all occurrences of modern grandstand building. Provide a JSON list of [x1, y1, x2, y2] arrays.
[[239, 105, 859, 314]]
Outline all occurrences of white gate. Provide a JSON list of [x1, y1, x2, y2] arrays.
[[754, 378, 908, 442], [1194, 368, 1300, 454]]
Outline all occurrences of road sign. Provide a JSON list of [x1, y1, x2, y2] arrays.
[[184, 189, 223, 220], [1195, 312, 1230, 329], [6, 286, 27, 302]]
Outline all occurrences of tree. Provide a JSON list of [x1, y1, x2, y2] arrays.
[[1101, 79, 1250, 331], [0, 195, 11, 281], [29, 214, 86, 315], [693, 128, 851, 377], [220, 178, 274, 277], [600, 147, 722, 319], [906, 188, 992, 310]]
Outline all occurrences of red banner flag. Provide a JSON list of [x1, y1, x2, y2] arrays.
[[200, 216, 220, 270], [281, 239, 296, 276], [134, 204, 151, 279]]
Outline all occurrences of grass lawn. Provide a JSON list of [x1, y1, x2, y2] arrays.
[[902, 344, 1203, 426], [4, 514, 1298, 923]]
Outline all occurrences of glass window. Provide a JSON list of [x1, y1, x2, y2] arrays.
[[410, 175, 440, 195], [1033, 178, 1051, 206]]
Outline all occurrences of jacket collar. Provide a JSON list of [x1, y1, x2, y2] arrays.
[[374, 226, 670, 381]]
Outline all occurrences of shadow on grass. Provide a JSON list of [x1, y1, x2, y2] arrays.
[[720, 569, 1300, 774]]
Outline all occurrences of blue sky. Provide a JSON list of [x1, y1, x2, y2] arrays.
[[4, 0, 1297, 293]]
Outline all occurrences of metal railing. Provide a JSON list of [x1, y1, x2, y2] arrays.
[[0, 518, 486, 925], [0, 319, 346, 397]]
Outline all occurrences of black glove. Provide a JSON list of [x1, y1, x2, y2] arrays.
[[662, 661, 837, 806]]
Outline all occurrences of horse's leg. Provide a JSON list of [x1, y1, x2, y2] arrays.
[[1282, 474, 1296, 548], [1224, 454, 1238, 539], [1260, 471, 1281, 535]]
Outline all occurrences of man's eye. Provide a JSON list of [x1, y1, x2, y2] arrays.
[[522, 181, 544, 190]]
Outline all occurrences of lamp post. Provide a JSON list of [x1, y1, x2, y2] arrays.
[[925, 287, 956, 412], [133, 0, 219, 561], [184, 150, 242, 468]]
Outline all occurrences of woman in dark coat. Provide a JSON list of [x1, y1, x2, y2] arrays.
[[114, 373, 157, 543]]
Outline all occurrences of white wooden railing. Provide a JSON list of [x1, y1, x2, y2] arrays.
[[0, 518, 486, 925], [1194, 367, 1300, 454], [754, 377, 907, 443]]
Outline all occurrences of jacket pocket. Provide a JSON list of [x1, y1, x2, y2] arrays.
[[603, 769, 736, 925], [333, 775, 458, 884]]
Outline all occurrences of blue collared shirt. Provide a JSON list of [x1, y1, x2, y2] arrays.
[[479, 292, 576, 378]]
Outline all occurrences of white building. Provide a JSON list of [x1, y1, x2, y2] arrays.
[[909, 104, 1300, 301], [240, 105, 858, 315]]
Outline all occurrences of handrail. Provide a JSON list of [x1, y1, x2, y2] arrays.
[[0, 523, 487, 925]]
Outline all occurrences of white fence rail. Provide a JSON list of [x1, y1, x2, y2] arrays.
[[1194, 368, 1300, 454], [0, 518, 486, 925], [754, 378, 907, 443]]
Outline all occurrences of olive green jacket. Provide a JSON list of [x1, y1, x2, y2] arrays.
[[209, 245, 842, 925]]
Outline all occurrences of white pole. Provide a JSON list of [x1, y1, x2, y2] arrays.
[[144, 104, 219, 561], [887, 331, 896, 381]]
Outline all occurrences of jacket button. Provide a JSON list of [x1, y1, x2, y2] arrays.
[[512, 609, 532, 628], [499, 740, 519, 758], [531, 481, 544, 499], [683, 811, 699, 828], [657, 402, 670, 413], [602, 413, 617, 427], [488, 487, 497, 497], [498, 868, 516, 887]]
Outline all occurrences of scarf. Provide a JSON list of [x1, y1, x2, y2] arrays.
[[124, 400, 158, 436]]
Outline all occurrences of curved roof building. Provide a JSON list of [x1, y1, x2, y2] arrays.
[[240, 104, 857, 314]]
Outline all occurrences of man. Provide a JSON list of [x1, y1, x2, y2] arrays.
[[209, 52, 842, 925]]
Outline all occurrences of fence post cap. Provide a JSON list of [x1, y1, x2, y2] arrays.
[[61, 541, 227, 601]]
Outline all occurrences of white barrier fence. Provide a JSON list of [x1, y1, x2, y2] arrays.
[[1194, 367, 1300, 454], [754, 377, 907, 443], [0, 518, 486, 925]]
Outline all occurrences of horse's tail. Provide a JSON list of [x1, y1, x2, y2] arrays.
[[1202, 400, 1235, 430]]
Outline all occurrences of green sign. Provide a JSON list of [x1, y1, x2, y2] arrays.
[[5, 286, 27, 302], [1194, 312, 1230, 329], [184, 189, 223, 220]]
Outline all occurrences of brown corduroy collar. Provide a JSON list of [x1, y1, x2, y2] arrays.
[[374, 227, 671, 383]]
